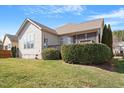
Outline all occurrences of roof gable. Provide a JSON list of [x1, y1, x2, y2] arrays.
[[16, 18, 58, 36], [2, 34, 18, 45]]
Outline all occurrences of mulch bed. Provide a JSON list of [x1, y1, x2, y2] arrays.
[[92, 62, 115, 71]]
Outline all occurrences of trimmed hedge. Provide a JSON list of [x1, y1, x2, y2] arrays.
[[42, 48, 61, 60], [61, 44, 112, 65], [0, 50, 12, 58]]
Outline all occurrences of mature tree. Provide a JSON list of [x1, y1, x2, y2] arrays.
[[0, 39, 2, 44], [113, 30, 124, 41], [108, 24, 113, 49], [11, 46, 17, 58], [101, 24, 108, 45], [0, 39, 3, 50], [102, 24, 113, 57], [107, 24, 113, 50]]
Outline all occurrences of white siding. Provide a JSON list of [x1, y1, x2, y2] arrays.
[[3, 36, 12, 50], [19, 22, 42, 59]]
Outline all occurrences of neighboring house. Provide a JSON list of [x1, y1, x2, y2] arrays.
[[2, 34, 18, 50], [16, 18, 104, 59], [113, 35, 124, 55], [113, 41, 124, 55], [0, 40, 3, 50]]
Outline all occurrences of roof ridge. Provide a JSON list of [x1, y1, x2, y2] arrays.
[[55, 23, 76, 29], [79, 18, 104, 25], [56, 18, 104, 35], [56, 18, 104, 30], [6, 33, 15, 36]]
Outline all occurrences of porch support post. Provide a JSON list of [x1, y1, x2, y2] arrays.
[[97, 28, 101, 43], [76, 33, 77, 44]]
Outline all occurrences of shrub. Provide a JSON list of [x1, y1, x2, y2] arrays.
[[42, 48, 61, 60], [61, 43, 112, 65], [0, 50, 12, 58], [11, 46, 17, 58]]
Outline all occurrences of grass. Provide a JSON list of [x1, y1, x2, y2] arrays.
[[112, 58, 124, 73], [0, 58, 124, 88]]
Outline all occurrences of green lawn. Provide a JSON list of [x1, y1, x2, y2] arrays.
[[0, 58, 124, 88]]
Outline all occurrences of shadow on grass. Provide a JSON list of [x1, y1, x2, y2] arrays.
[[92, 58, 124, 73], [112, 59, 124, 73]]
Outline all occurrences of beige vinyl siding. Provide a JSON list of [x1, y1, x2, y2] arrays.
[[18, 22, 42, 59], [42, 31, 60, 49]]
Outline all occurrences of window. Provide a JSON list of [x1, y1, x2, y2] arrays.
[[27, 42, 30, 48], [87, 32, 96, 42], [44, 38, 48, 48], [60, 36, 73, 45], [30, 41, 34, 48], [24, 43, 26, 49], [8, 44, 11, 48], [5, 46, 8, 50], [23, 33, 35, 49]]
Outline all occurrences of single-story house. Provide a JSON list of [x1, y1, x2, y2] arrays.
[[16, 18, 104, 59], [2, 34, 18, 50]]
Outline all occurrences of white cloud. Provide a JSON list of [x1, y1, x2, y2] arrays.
[[87, 8, 124, 30], [51, 5, 86, 15], [89, 8, 124, 19], [105, 20, 124, 31], [21, 5, 86, 17], [20, 6, 124, 30], [105, 20, 123, 26]]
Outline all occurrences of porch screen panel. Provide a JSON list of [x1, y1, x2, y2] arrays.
[[87, 32, 97, 42]]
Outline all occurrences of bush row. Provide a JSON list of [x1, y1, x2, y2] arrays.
[[61, 44, 112, 65], [42, 44, 112, 65]]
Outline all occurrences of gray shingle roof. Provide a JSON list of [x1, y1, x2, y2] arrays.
[[6, 34, 18, 42]]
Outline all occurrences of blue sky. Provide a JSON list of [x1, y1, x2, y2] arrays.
[[0, 5, 124, 40]]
